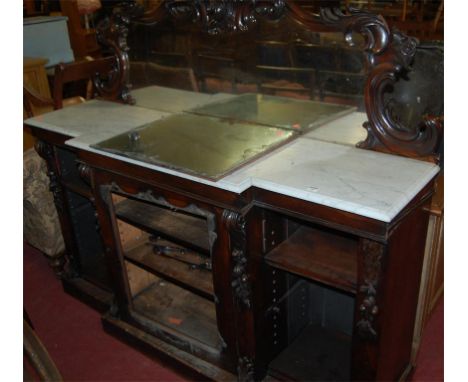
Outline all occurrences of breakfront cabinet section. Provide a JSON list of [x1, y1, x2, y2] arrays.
[[34, 139, 112, 309], [90, 168, 254, 379], [242, 197, 431, 381]]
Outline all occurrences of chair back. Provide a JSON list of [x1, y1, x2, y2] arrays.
[[52, 56, 116, 109]]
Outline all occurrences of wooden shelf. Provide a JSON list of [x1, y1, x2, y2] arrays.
[[132, 279, 222, 351], [268, 324, 351, 381], [125, 236, 214, 300], [265, 226, 358, 293], [115, 198, 210, 253]]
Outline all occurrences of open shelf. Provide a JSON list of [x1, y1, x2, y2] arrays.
[[132, 279, 222, 352], [124, 235, 214, 300], [265, 226, 358, 293], [268, 324, 351, 381], [115, 198, 210, 253]]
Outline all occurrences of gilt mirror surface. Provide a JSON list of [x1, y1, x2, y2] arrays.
[[125, 0, 369, 135], [92, 113, 296, 180]]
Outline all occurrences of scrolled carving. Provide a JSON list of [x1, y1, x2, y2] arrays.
[[77, 163, 92, 185], [356, 239, 385, 340], [165, 0, 285, 34], [223, 210, 251, 309], [316, 5, 442, 160], [359, 35, 443, 159], [320, 7, 390, 58], [95, 0, 145, 104]]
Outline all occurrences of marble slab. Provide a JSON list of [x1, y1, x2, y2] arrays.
[[223, 138, 439, 222], [303, 111, 368, 146], [132, 86, 236, 114], [24, 100, 169, 138], [25, 97, 439, 223]]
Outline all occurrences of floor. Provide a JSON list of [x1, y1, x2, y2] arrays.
[[23, 243, 443, 381]]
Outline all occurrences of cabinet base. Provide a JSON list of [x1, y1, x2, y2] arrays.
[[62, 277, 113, 313], [102, 313, 237, 382]]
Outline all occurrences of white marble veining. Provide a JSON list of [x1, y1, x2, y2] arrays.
[[223, 138, 439, 222], [132, 86, 236, 114], [303, 111, 368, 146], [25, 96, 439, 223], [24, 100, 169, 138]]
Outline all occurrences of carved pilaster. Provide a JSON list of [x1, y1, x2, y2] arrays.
[[237, 356, 255, 382], [223, 210, 251, 309], [34, 140, 63, 214], [356, 239, 385, 340]]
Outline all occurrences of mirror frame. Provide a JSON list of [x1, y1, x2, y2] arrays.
[[94, 0, 443, 162]]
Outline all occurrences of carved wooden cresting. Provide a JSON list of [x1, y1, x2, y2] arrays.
[[100, 0, 443, 162]]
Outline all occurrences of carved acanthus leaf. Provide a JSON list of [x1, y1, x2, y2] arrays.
[[165, 0, 285, 34]]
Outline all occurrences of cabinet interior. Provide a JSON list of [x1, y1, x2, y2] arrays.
[[260, 210, 358, 381], [109, 192, 223, 356]]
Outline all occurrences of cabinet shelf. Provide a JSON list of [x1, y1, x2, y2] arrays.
[[265, 226, 358, 293], [125, 235, 214, 300], [132, 279, 223, 352], [115, 198, 210, 253]]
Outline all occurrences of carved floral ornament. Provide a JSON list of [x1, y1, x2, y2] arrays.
[[97, 0, 443, 161]]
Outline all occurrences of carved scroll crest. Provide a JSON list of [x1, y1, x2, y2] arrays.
[[95, 1, 146, 104], [165, 0, 286, 34], [319, 6, 443, 160]]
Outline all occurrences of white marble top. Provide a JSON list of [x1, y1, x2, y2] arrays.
[[25, 97, 439, 223], [304, 112, 368, 146], [25, 100, 169, 138]]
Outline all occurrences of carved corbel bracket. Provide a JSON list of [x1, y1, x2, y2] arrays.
[[223, 210, 251, 309], [319, 7, 443, 161], [77, 163, 92, 185]]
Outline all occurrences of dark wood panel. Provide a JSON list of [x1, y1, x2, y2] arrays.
[[115, 197, 210, 253], [265, 226, 358, 294], [268, 324, 352, 381], [124, 236, 214, 299]]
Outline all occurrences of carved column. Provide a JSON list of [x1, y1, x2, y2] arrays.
[[34, 140, 67, 277], [352, 238, 387, 380], [223, 210, 251, 309], [222, 210, 255, 382]]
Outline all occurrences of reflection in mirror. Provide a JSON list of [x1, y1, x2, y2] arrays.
[[126, 1, 368, 116], [95, 0, 443, 163]]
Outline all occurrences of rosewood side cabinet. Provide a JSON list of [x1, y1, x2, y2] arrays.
[[26, 96, 439, 381], [24, 1, 443, 381]]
